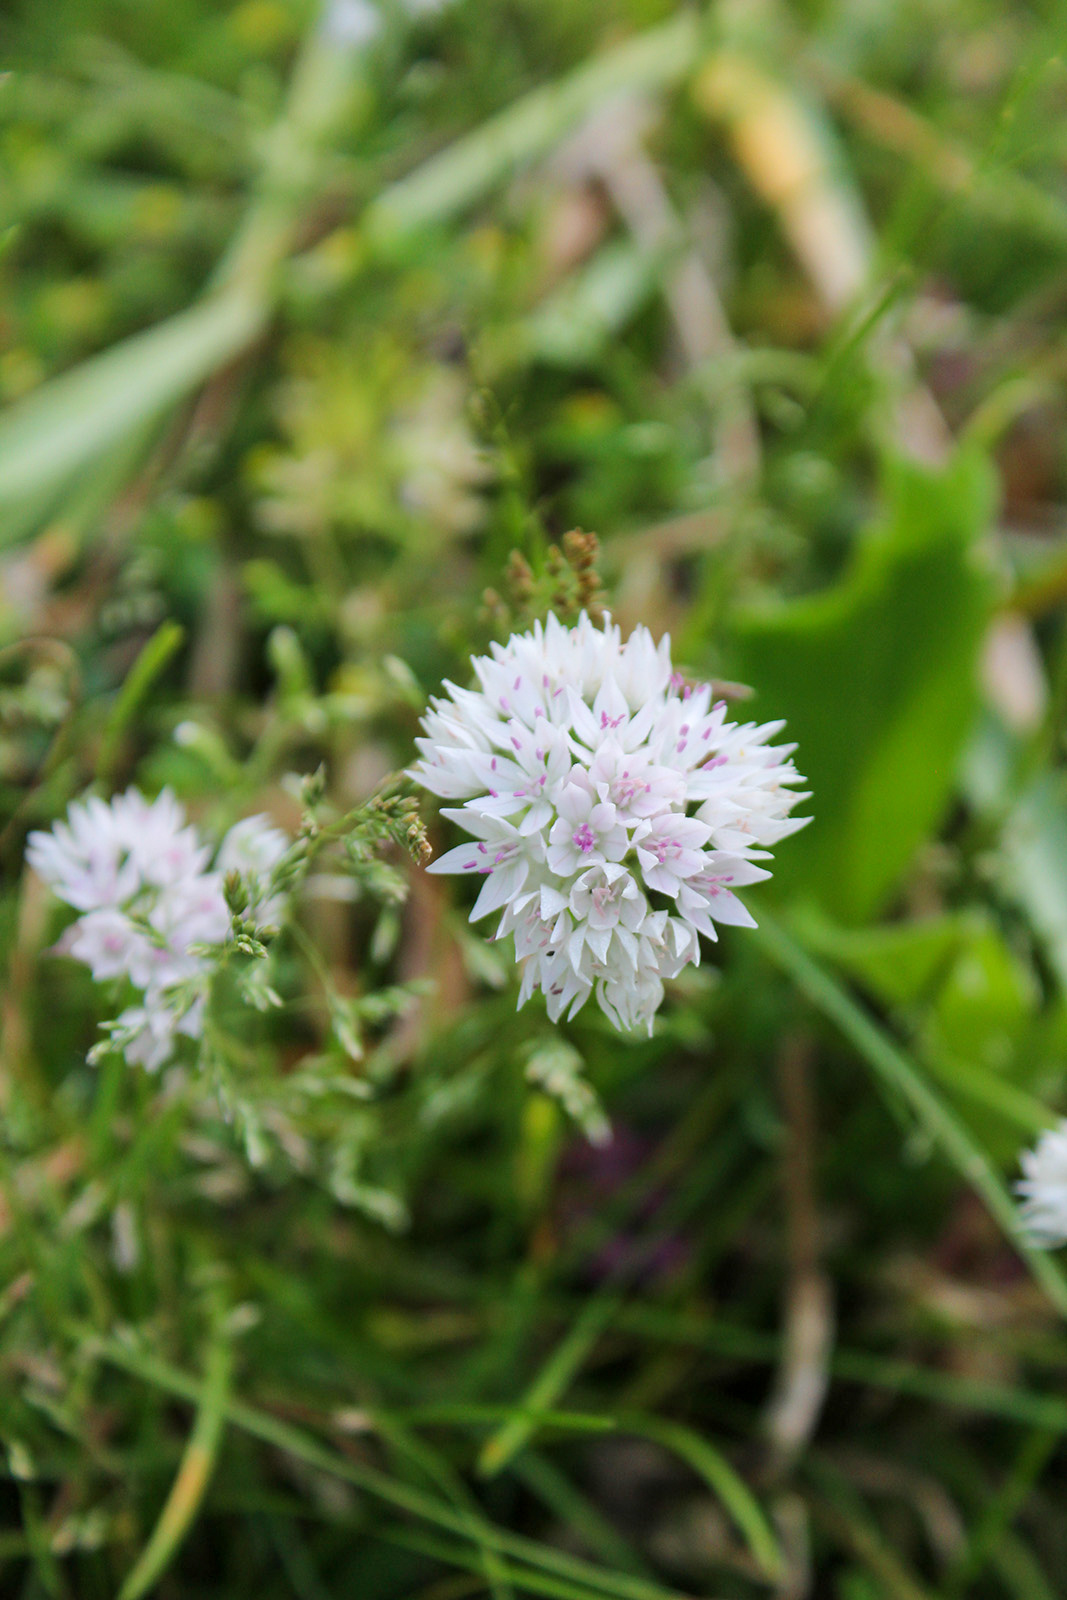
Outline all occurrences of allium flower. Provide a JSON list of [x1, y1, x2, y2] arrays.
[[26, 791, 289, 1071], [1017, 1121, 1067, 1248], [414, 612, 808, 1033]]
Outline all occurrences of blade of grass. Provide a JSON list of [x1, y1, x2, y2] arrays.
[[381, 1404, 615, 1435], [0, 286, 263, 527], [606, 1300, 1067, 1435], [0, 12, 366, 535], [374, 1412, 514, 1600], [807, 1488, 933, 1600], [116, 1328, 232, 1600], [478, 1293, 619, 1478], [941, 1426, 1058, 1598], [614, 1413, 782, 1583], [363, 11, 700, 249], [513, 1452, 652, 1582], [13, 1480, 67, 1599], [85, 1330, 693, 1600], [752, 911, 1067, 1320], [96, 619, 185, 787], [992, 1529, 1058, 1600], [372, 1523, 660, 1600]]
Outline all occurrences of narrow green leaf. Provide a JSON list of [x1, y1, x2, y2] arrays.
[[478, 1295, 619, 1478], [97, 619, 186, 786], [86, 1332, 692, 1600], [363, 12, 699, 247], [754, 911, 1067, 1319], [373, 1523, 644, 1600], [117, 1331, 232, 1600], [615, 1413, 782, 1582]]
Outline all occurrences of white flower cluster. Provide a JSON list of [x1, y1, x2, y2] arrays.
[[1017, 1121, 1067, 1248], [27, 791, 288, 1072], [415, 613, 808, 1033]]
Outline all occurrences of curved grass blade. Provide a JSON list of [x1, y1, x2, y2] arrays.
[[753, 911, 1067, 1320], [117, 1330, 232, 1600], [96, 619, 185, 787], [615, 1413, 782, 1583], [0, 287, 263, 529], [86, 1331, 693, 1600], [478, 1294, 619, 1479]]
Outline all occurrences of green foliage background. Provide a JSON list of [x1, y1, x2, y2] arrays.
[[3, 0, 1067, 1594]]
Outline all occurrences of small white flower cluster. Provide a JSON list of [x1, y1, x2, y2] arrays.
[[27, 791, 288, 1072], [415, 613, 808, 1033], [1017, 1121, 1067, 1248]]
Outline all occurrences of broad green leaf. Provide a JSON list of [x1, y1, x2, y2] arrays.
[[731, 449, 997, 922], [924, 919, 1036, 1076], [921, 920, 1048, 1158], [1000, 772, 1067, 994], [796, 909, 969, 1007]]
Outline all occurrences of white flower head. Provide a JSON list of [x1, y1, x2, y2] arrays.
[[27, 790, 291, 1072], [1017, 1121, 1067, 1248], [415, 612, 809, 1034]]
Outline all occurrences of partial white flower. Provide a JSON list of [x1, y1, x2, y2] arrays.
[[113, 1003, 181, 1074], [64, 908, 149, 984], [116, 788, 212, 888], [25, 796, 140, 913], [1017, 1121, 1067, 1247], [415, 612, 808, 1034], [27, 790, 291, 1071]]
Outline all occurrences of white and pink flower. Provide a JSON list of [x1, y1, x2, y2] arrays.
[[27, 791, 289, 1071], [415, 612, 808, 1034]]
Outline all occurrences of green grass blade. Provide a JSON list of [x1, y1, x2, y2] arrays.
[[86, 1331, 692, 1600], [514, 1452, 652, 1581], [372, 1523, 651, 1600], [752, 911, 1067, 1319], [96, 619, 185, 787], [942, 1426, 1058, 1598], [0, 13, 369, 539], [386, 1404, 615, 1435], [615, 1413, 782, 1582], [478, 1294, 619, 1478], [116, 1330, 232, 1600], [363, 12, 700, 248], [373, 1411, 514, 1600]]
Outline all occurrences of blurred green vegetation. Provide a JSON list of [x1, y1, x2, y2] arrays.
[[4, 0, 1067, 1595]]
